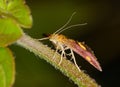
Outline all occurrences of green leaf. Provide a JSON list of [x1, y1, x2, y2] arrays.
[[0, 47, 15, 87], [0, 0, 32, 28], [0, 65, 6, 87], [0, 17, 22, 47]]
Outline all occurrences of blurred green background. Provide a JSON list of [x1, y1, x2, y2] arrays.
[[10, 0, 120, 87]]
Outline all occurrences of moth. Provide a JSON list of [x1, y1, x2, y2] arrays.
[[39, 12, 102, 72]]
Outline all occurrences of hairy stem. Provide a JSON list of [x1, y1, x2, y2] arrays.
[[16, 34, 100, 87]]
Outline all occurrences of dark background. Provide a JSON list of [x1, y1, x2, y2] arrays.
[[11, 0, 120, 87]]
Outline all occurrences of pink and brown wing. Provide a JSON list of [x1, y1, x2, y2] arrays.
[[67, 40, 102, 71]]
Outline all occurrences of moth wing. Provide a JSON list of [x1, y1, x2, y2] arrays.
[[67, 40, 102, 71]]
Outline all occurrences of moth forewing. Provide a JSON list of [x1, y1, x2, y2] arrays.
[[66, 41, 102, 71]]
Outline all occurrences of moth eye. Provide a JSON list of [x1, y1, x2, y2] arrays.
[[42, 33, 50, 37], [78, 42, 86, 50]]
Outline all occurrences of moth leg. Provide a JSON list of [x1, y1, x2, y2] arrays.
[[70, 49, 81, 71], [58, 45, 66, 65], [52, 45, 59, 60], [66, 53, 72, 56]]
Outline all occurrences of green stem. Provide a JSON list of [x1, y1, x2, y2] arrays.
[[16, 34, 100, 87]]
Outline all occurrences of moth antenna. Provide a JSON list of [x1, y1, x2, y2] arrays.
[[57, 23, 87, 34], [37, 37, 49, 41], [54, 12, 76, 34]]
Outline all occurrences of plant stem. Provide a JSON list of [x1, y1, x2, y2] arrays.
[[16, 34, 100, 87]]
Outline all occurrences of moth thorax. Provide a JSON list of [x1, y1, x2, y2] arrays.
[[49, 34, 59, 44], [49, 34, 66, 44]]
